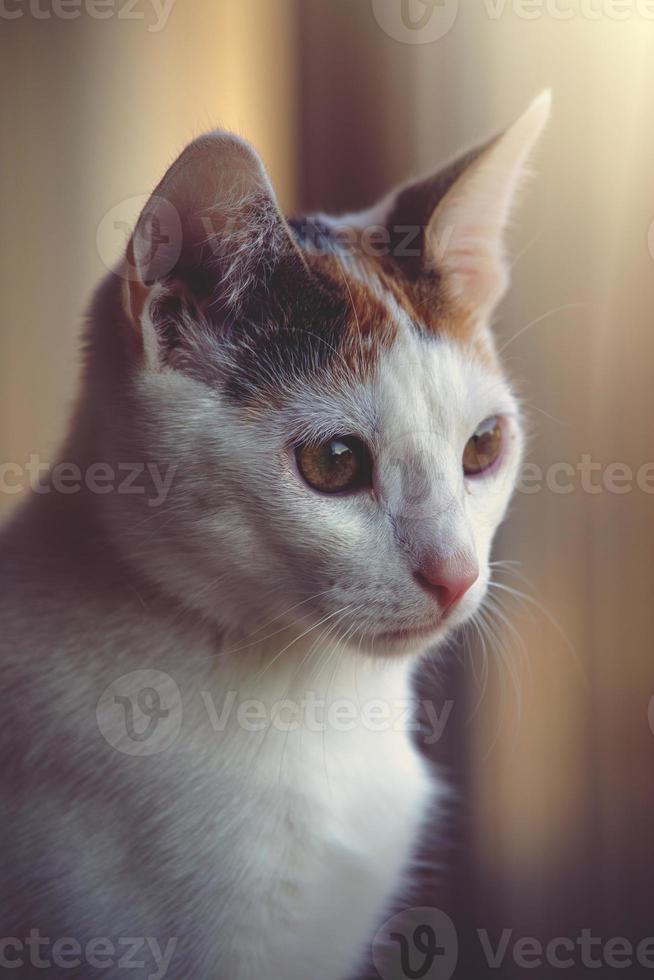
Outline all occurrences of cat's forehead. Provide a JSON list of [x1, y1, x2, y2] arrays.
[[281, 309, 511, 447], [222, 218, 500, 413]]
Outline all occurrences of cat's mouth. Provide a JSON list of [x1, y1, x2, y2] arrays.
[[357, 600, 477, 651], [362, 619, 445, 648]]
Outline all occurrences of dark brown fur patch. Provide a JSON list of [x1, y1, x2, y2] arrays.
[[218, 242, 400, 410]]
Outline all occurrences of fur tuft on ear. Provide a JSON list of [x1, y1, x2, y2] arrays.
[[120, 131, 309, 367]]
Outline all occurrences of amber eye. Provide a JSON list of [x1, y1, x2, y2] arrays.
[[463, 416, 503, 476], [296, 436, 372, 494]]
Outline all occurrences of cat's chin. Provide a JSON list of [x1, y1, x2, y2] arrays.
[[350, 597, 483, 657], [351, 621, 450, 657]]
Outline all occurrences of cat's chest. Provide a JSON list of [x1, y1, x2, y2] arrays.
[[189, 661, 432, 868], [194, 712, 430, 860], [146, 652, 435, 977], [306, 731, 431, 911], [189, 721, 432, 980]]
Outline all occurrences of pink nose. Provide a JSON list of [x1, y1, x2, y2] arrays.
[[414, 555, 479, 613]]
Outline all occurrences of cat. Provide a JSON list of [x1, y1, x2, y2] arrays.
[[0, 93, 549, 980]]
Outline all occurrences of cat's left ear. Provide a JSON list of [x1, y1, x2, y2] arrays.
[[370, 92, 551, 320]]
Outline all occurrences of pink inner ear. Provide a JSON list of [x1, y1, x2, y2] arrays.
[[453, 262, 505, 310], [121, 242, 149, 356], [437, 232, 507, 313]]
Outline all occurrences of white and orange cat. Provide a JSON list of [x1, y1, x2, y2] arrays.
[[0, 94, 549, 979]]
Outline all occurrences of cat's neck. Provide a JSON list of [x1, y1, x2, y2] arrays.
[[196, 629, 420, 756], [216, 627, 415, 699]]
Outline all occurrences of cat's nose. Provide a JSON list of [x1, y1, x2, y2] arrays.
[[414, 554, 479, 613]]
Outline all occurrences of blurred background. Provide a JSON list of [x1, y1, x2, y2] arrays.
[[2, 2, 654, 977]]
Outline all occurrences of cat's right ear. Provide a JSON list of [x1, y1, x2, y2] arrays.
[[355, 93, 550, 324], [120, 132, 309, 368]]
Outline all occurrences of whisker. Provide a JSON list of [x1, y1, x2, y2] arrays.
[[220, 588, 340, 656], [487, 574, 586, 686], [253, 604, 353, 682], [498, 302, 591, 354]]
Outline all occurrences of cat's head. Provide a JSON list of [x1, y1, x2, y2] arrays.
[[92, 94, 549, 656]]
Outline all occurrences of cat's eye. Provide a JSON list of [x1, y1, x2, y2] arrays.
[[463, 416, 503, 476], [296, 436, 372, 494]]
